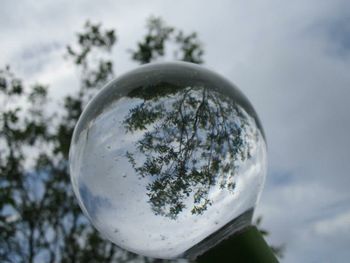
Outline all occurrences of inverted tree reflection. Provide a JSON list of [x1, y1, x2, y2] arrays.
[[124, 83, 258, 219]]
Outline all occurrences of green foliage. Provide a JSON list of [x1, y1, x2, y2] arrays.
[[124, 85, 255, 219], [67, 21, 116, 92], [131, 17, 174, 64], [131, 17, 204, 64]]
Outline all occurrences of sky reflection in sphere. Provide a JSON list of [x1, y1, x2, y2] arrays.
[[69, 62, 267, 259]]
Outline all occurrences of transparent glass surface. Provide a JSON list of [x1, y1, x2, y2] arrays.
[[69, 62, 267, 259]]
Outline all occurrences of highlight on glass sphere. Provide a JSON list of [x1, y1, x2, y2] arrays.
[[69, 61, 267, 259]]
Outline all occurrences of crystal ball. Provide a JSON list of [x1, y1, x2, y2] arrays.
[[69, 62, 267, 259]]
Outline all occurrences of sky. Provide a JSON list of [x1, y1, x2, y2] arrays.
[[1, 0, 350, 262]]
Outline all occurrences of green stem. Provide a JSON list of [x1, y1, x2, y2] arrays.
[[196, 226, 279, 263]]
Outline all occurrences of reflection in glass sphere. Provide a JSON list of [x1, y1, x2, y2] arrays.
[[69, 62, 267, 259]]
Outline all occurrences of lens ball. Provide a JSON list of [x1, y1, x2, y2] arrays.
[[69, 62, 267, 259]]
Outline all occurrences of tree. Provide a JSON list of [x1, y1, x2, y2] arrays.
[[0, 16, 283, 262], [124, 82, 257, 219]]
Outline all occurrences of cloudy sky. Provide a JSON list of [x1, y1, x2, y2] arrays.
[[2, 0, 350, 262]]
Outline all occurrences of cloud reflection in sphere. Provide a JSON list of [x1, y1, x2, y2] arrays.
[[69, 62, 267, 259]]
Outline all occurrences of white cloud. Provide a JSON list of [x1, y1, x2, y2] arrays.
[[314, 211, 350, 236]]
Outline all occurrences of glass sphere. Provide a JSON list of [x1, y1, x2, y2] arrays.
[[69, 62, 267, 259]]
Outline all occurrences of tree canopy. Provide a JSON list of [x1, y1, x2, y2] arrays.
[[0, 16, 283, 262], [124, 81, 257, 219]]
